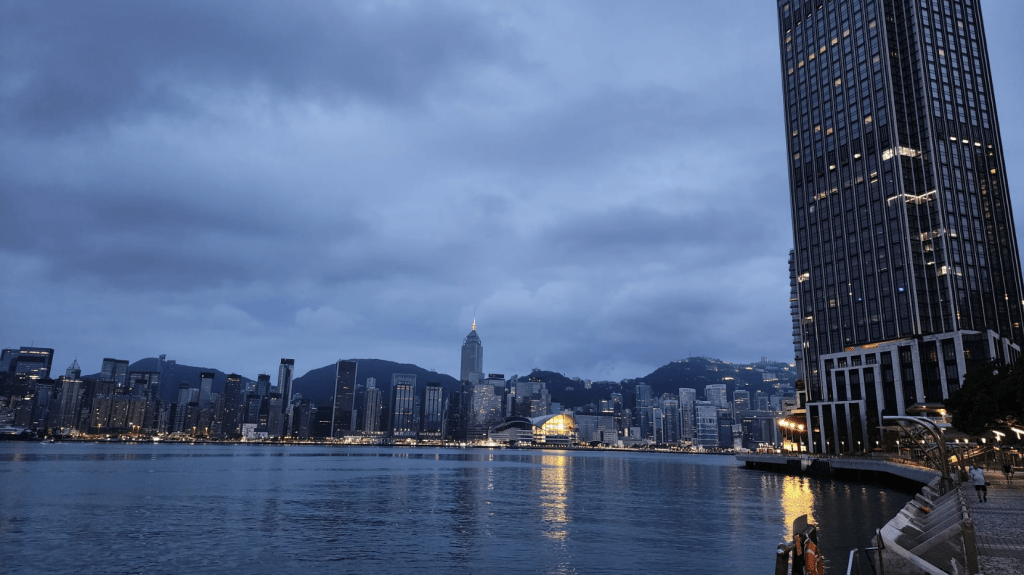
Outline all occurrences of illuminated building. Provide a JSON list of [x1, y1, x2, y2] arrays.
[[6, 347, 54, 381], [778, 0, 1024, 453], [466, 375, 504, 442], [460, 319, 483, 382], [704, 384, 728, 408]]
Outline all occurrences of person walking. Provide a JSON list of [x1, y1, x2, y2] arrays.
[[970, 465, 987, 502], [1004, 462, 1015, 483]]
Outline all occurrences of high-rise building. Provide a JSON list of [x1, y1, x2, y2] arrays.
[[635, 384, 653, 439], [255, 374, 271, 397], [332, 360, 358, 438], [278, 358, 295, 409], [220, 373, 244, 437], [704, 384, 728, 408], [679, 387, 696, 443], [778, 0, 1023, 453], [100, 358, 130, 387], [7, 347, 54, 381], [694, 401, 719, 449], [460, 320, 483, 382], [421, 385, 445, 439], [363, 383, 382, 435], [198, 372, 215, 409], [389, 374, 417, 438]]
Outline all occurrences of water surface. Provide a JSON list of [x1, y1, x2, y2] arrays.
[[0, 444, 911, 574]]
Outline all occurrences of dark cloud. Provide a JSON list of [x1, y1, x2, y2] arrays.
[[1, 1, 514, 135]]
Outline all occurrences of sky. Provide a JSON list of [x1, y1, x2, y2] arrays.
[[2, 1, 1023, 383]]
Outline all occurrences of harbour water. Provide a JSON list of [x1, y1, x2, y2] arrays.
[[0, 444, 912, 574]]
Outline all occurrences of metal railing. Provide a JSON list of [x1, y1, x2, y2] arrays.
[[845, 529, 884, 575]]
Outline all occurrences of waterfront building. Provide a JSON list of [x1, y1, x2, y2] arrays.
[[694, 401, 719, 449], [220, 373, 244, 437], [777, 0, 1024, 454], [679, 387, 696, 444], [661, 397, 680, 443], [363, 383, 382, 435], [635, 384, 653, 439], [278, 358, 294, 409], [100, 358, 129, 387], [466, 376, 504, 442], [460, 320, 483, 382], [331, 360, 358, 438], [389, 374, 417, 438], [293, 399, 315, 439], [420, 385, 445, 439], [52, 367, 84, 434]]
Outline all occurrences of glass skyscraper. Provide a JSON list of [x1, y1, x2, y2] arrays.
[[460, 320, 483, 382], [778, 0, 1023, 453]]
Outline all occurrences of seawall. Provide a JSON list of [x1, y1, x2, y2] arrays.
[[737, 453, 937, 491]]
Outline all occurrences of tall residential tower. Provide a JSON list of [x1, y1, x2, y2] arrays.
[[778, 0, 1023, 453]]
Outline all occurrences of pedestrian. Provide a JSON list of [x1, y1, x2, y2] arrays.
[[1004, 462, 1014, 483], [970, 465, 987, 502]]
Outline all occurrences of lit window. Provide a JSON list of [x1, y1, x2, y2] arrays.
[[864, 115, 872, 124]]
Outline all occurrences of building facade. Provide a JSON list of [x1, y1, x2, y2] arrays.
[[777, 0, 1024, 453]]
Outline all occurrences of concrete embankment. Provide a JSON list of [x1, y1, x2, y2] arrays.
[[737, 453, 937, 489]]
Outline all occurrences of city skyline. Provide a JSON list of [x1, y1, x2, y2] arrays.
[[2, 2, 1022, 383]]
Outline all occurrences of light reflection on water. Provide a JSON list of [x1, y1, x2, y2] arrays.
[[0, 444, 911, 575]]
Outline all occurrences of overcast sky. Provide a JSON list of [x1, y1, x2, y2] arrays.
[[2, 1, 1023, 382]]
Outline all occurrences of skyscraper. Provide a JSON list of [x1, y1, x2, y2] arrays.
[[278, 358, 295, 409], [100, 358, 129, 387], [460, 320, 483, 382], [332, 360, 358, 438], [778, 0, 1023, 453], [389, 374, 417, 438], [220, 373, 244, 437], [198, 371, 215, 409], [420, 385, 445, 439]]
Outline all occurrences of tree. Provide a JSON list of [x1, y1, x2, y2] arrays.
[[944, 358, 1024, 436]]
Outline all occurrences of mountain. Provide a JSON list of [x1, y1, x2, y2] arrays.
[[292, 359, 460, 405], [531, 357, 798, 409]]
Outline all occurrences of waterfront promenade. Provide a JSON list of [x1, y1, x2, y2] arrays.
[[968, 472, 1024, 575]]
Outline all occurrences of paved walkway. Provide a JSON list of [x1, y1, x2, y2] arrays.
[[964, 470, 1024, 575]]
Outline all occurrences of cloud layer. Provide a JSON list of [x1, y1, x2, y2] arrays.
[[2, 1, 1022, 382]]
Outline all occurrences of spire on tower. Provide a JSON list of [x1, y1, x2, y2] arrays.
[[472, 317, 476, 331]]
